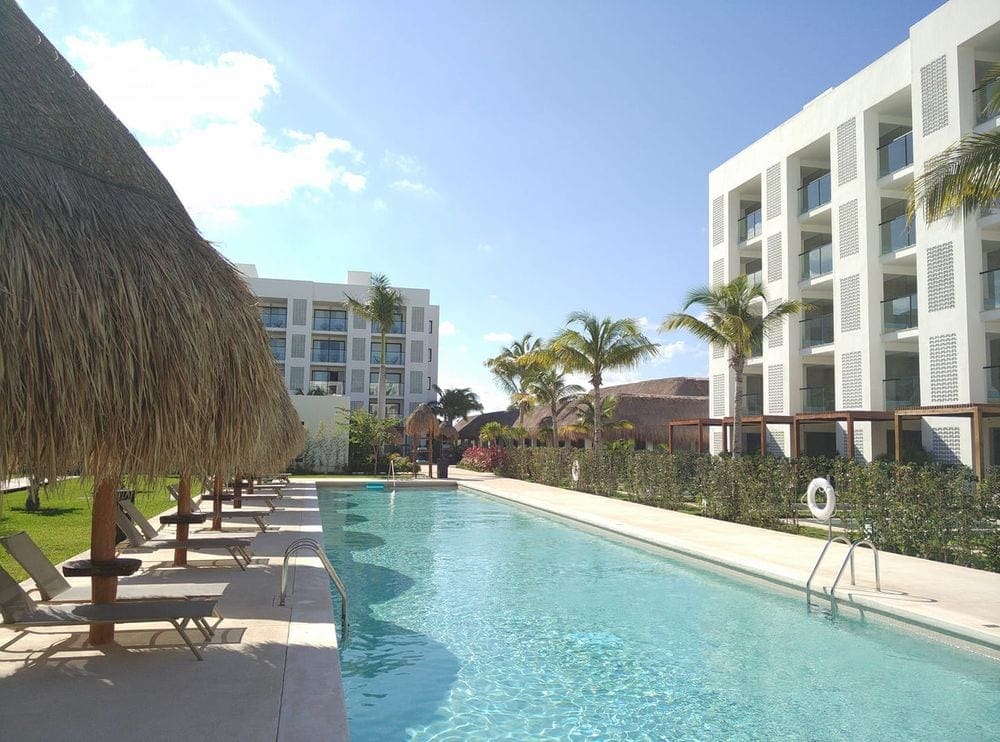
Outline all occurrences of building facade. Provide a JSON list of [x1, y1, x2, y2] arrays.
[[707, 0, 1000, 467], [240, 266, 440, 418]]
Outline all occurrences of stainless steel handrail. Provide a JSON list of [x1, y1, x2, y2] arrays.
[[805, 535, 852, 609], [278, 538, 349, 644], [829, 539, 881, 617]]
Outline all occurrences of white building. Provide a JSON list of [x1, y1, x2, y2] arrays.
[[239, 265, 441, 418], [707, 0, 1000, 471]]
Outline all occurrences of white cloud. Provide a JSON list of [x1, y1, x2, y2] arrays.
[[476, 243, 494, 253], [636, 316, 649, 328], [658, 340, 687, 360], [389, 179, 438, 198], [65, 32, 366, 225], [381, 151, 422, 177], [439, 320, 457, 336], [483, 331, 514, 343]]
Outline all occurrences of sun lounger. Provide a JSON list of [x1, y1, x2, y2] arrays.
[[0, 565, 217, 660], [0, 532, 228, 602], [168, 488, 271, 531], [167, 484, 279, 511], [115, 504, 253, 571]]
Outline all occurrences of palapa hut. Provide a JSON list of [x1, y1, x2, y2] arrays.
[[454, 410, 519, 444], [405, 403, 440, 477], [523, 377, 709, 449], [0, 0, 302, 644]]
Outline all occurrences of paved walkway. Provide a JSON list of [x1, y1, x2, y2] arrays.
[[0, 482, 348, 742], [451, 470, 1000, 654]]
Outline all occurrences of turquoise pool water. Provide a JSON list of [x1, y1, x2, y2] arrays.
[[319, 486, 999, 741]]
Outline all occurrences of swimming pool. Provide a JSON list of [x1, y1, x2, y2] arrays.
[[319, 485, 999, 741]]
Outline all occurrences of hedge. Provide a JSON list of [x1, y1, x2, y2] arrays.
[[496, 448, 1000, 573]]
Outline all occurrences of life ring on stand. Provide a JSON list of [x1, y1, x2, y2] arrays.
[[571, 459, 580, 482], [806, 477, 836, 521]]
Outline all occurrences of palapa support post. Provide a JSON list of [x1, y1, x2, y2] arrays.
[[212, 473, 223, 531], [173, 474, 191, 566], [846, 414, 855, 461], [759, 418, 766, 457], [234, 473, 243, 509], [89, 477, 119, 645], [247, 475, 255, 495], [893, 412, 902, 464], [428, 433, 435, 479]]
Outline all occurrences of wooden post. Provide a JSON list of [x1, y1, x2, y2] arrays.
[[212, 473, 223, 531], [894, 412, 903, 464], [667, 423, 674, 453], [972, 407, 984, 480], [174, 474, 191, 566], [791, 419, 799, 460], [759, 418, 766, 456], [696, 420, 703, 453], [846, 414, 855, 461], [247, 475, 255, 495], [428, 433, 435, 478], [89, 477, 118, 645], [233, 474, 243, 509], [722, 424, 729, 454]]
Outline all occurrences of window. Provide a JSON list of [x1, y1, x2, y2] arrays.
[[311, 339, 346, 363], [384, 310, 406, 335], [371, 342, 404, 365], [260, 305, 287, 328], [310, 369, 342, 395], [268, 337, 286, 361], [370, 401, 402, 417], [429, 319, 433, 334], [313, 308, 347, 332], [370, 371, 402, 397], [427, 376, 431, 391], [428, 348, 433, 363]]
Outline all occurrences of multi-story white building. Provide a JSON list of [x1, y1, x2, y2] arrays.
[[707, 0, 1000, 471], [239, 266, 440, 417]]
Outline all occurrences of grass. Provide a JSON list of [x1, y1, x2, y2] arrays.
[[0, 477, 178, 582]]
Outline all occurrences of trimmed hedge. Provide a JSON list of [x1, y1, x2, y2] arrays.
[[496, 448, 1000, 572], [458, 446, 510, 472]]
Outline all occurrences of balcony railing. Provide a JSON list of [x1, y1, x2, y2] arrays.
[[260, 310, 287, 329], [798, 173, 831, 214], [882, 294, 918, 332], [987, 365, 1000, 402], [313, 317, 347, 332], [983, 267, 1000, 310], [311, 349, 346, 363], [880, 214, 916, 255], [371, 351, 405, 365], [800, 385, 835, 413], [745, 269, 762, 286], [975, 78, 1000, 124], [738, 208, 762, 242], [742, 392, 762, 415], [309, 381, 344, 395], [800, 314, 834, 348], [884, 376, 920, 410], [799, 242, 832, 280], [369, 382, 402, 397], [386, 321, 406, 334], [270, 346, 286, 362], [877, 130, 913, 176]]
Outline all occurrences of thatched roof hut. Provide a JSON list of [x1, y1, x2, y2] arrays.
[[454, 410, 519, 442], [406, 404, 440, 476]]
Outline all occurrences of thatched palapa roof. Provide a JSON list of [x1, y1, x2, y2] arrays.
[[454, 410, 519, 441], [0, 0, 302, 481]]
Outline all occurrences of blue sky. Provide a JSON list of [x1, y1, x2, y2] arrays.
[[23, 0, 943, 411]]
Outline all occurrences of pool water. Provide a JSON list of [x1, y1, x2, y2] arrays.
[[319, 486, 999, 741]]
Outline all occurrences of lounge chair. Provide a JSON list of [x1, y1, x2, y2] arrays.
[[169, 488, 272, 531], [116, 504, 253, 571], [0, 532, 229, 602], [168, 484, 279, 512], [0, 565, 217, 660]]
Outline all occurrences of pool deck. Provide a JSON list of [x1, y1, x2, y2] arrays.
[[450, 470, 1000, 655]]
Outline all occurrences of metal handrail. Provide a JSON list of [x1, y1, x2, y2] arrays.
[[805, 535, 852, 609], [278, 538, 349, 644], [829, 539, 880, 617]]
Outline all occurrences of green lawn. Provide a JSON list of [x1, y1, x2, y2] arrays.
[[0, 477, 178, 582]]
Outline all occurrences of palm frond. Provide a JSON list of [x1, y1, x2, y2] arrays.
[[910, 128, 1000, 220]]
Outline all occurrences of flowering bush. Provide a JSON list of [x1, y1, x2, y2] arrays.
[[458, 446, 510, 472]]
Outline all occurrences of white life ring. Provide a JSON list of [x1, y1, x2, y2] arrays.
[[571, 460, 580, 482], [806, 477, 836, 521]]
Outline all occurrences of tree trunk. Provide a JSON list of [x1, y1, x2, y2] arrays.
[[732, 357, 746, 457], [551, 402, 558, 447], [212, 473, 223, 530], [174, 473, 191, 567], [428, 433, 434, 478], [593, 385, 602, 454], [24, 477, 41, 511], [89, 477, 118, 646], [378, 331, 388, 419]]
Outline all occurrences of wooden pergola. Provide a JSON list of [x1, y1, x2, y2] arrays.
[[666, 418, 721, 453], [793, 410, 894, 461], [720, 415, 795, 456], [893, 403, 1000, 479]]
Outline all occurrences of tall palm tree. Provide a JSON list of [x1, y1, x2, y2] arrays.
[[527, 367, 584, 447], [910, 62, 1000, 220], [660, 275, 808, 456], [484, 333, 542, 426], [346, 273, 406, 419], [432, 385, 484, 425], [562, 394, 633, 442], [548, 312, 658, 453]]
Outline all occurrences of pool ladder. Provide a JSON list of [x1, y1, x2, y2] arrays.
[[278, 538, 349, 644], [806, 528, 881, 616]]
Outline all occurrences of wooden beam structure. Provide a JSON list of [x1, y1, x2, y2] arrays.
[[791, 410, 893, 461], [892, 404, 1000, 480], [666, 418, 723, 453]]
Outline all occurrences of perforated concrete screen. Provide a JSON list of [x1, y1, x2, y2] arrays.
[[712, 196, 724, 246], [841, 351, 863, 409], [292, 299, 307, 326], [711, 374, 725, 416], [766, 164, 781, 220], [840, 274, 861, 333], [767, 234, 783, 283], [920, 55, 949, 136], [767, 365, 784, 414], [290, 334, 305, 359], [351, 337, 365, 362], [836, 118, 857, 185], [929, 333, 959, 404], [927, 242, 955, 312], [931, 427, 961, 465], [838, 200, 859, 259], [766, 298, 784, 348], [410, 306, 425, 332]]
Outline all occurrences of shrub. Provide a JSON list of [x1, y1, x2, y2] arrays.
[[458, 446, 510, 472]]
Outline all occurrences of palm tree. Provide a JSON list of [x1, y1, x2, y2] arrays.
[[562, 394, 633, 441], [484, 333, 542, 426], [346, 273, 405, 419], [527, 367, 584, 447], [433, 385, 484, 425], [660, 275, 808, 456], [548, 312, 658, 454], [910, 62, 1000, 220]]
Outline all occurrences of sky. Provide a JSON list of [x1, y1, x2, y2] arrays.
[[21, 0, 944, 412]]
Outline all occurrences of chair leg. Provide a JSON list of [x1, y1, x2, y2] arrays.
[[228, 547, 248, 570], [170, 619, 204, 660]]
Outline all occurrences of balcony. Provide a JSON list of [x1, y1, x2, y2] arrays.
[[987, 366, 1000, 401], [877, 130, 913, 177], [800, 385, 835, 413], [975, 78, 1000, 125], [798, 173, 831, 214], [750, 339, 763, 359], [880, 214, 916, 255], [800, 314, 834, 348], [311, 349, 346, 363], [313, 317, 347, 332], [738, 208, 763, 243], [742, 392, 762, 415], [983, 268, 1000, 310], [387, 321, 406, 335], [745, 268, 762, 286], [882, 294, 918, 333], [371, 351, 405, 365], [309, 381, 344, 395], [799, 242, 832, 281], [260, 309, 287, 329], [270, 347, 286, 362], [884, 376, 920, 411], [369, 382, 403, 397]]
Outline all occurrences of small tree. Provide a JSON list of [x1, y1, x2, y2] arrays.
[[342, 409, 400, 474], [479, 421, 504, 447]]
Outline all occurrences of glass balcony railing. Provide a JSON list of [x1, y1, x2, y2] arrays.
[[750, 340, 763, 359], [270, 346, 286, 362], [983, 268, 1000, 310], [798, 173, 831, 214], [742, 392, 762, 415], [882, 294, 918, 332], [387, 321, 406, 334], [986, 365, 1000, 401], [738, 208, 763, 242], [801, 385, 835, 413], [800, 314, 834, 348], [313, 316, 347, 332], [260, 310, 287, 329], [371, 351, 405, 365], [311, 349, 346, 363], [877, 130, 913, 176], [369, 382, 403, 397], [884, 376, 920, 410], [975, 78, 1000, 125], [745, 269, 762, 286], [799, 242, 833, 280], [880, 214, 916, 254], [309, 381, 344, 395]]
